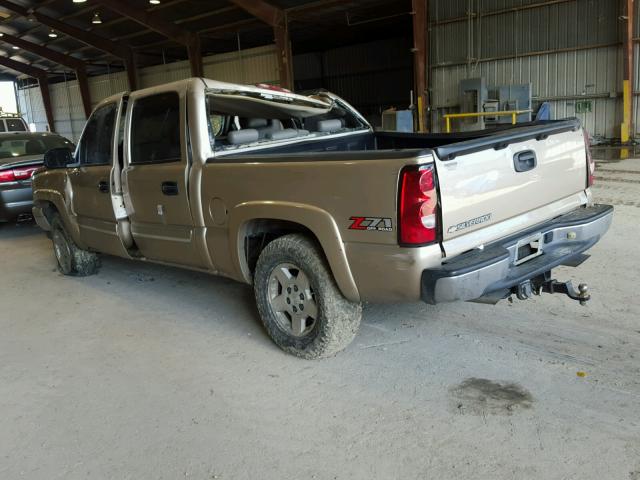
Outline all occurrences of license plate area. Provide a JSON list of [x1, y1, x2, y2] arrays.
[[514, 233, 543, 266]]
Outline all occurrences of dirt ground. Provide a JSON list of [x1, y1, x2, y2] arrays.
[[1, 156, 639, 479]]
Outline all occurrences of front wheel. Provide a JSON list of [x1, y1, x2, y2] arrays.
[[50, 213, 100, 276], [254, 234, 362, 359]]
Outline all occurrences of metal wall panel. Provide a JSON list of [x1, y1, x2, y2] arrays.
[[431, 0, 618, 65], [88, 71, 130, 107], [431, 45, 622, 137], [17, 82, 48, 133], [429, 0, 625, 138], [293, 38, 413, 126], [16, 46, 278, 142]]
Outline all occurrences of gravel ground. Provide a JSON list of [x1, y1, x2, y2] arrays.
[[1, 157, 639, 479]]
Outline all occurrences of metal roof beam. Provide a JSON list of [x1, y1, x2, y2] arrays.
[[92, 0, 203, 76], [229, 0, 283, 27], [0, 0, 138, 90], [0, 31, 84, 69], [0, 31, 92, 116]]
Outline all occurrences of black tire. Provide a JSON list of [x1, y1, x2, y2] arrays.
[[254, 234, 362, 359], [50, 213, 100, 276]]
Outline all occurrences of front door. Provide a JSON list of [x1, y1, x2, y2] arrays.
[[122, 90, 203, 267], [69, 101, 128, 257]]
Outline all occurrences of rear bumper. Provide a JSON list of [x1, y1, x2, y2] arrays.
[[421, 204, 614, 304], [0, 183, 33, 222]]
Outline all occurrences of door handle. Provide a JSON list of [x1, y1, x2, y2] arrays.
[[161, 181, 179, 196], [513, 150, 537, 172], [98, 180, 109, 193]]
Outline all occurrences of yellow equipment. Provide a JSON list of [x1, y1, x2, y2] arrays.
[[443, 109, 533, 133]]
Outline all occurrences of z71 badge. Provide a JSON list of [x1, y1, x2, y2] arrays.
[[349, 216, 393, 232]]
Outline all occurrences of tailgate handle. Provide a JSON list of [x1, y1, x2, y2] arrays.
[[161, 181, 179, 196], [514, 150, 537, 172]]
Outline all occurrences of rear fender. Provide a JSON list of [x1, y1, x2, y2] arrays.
[[229, 201, 360, 302], [33, 188, 86, 249]]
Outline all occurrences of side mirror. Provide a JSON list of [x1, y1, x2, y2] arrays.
[[44, 148, 73, 169]]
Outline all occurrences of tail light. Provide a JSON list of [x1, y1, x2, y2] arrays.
[[583, 128, 595, 187], [0, 166, 39, 184], [398, 164, 438, 245]]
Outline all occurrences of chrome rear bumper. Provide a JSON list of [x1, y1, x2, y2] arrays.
[[421, 204, 614, 304]]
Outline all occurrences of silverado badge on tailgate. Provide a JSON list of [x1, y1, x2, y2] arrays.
[[447, 213, 492, 234]]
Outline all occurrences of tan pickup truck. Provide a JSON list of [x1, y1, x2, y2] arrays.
[[31, 78, 613, 358]]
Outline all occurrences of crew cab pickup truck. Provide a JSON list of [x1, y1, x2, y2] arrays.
[[31, 78, 613, 358]]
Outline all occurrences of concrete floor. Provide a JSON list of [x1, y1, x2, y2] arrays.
[[1, 158, 639, 479]]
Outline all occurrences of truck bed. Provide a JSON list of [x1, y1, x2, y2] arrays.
[[212, 119, 580, 160]]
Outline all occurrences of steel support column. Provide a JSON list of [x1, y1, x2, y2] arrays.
[[230, 0, 293, 89], [187, 33, 204, 77], [622, 0, 634, 142], [75, 67, 93, 118], [412, 0, 428, 132], [274, 22, 293, 90], [38, 76, 55, 131]]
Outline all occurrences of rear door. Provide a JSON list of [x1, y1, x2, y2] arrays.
[[122, 89, 204, 267], [434, 125, 587, 244], [69, 100, 128, 257]]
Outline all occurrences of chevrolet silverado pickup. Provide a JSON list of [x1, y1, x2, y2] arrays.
[[31, 78, 613, 358]]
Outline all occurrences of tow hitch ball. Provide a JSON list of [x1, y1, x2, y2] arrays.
[[539, 279, 590, 305], [514, 276, 591, 305]]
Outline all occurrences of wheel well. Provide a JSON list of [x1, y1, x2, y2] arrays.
[[243, 219, 318, 275], [37, 200, 59, 222]]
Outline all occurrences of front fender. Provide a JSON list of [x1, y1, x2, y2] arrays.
[[228, 201, 360, 303]]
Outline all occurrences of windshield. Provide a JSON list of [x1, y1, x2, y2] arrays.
[[0, 134, 73, 160]]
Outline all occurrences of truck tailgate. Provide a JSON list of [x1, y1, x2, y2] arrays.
[[433, 120, 587, 242]]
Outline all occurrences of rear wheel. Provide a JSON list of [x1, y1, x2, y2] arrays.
[[254, 234, 362, 359], [50, 213, 100, 276]]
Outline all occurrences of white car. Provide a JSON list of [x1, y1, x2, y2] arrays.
[[0, 113, 29, 133]]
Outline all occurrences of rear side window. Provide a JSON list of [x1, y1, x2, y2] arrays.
[[130, 92, 181, 165], [6, 119, 26, 131], [78, 103, 117, 166]]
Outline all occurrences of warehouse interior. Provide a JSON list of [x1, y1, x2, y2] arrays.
[[0, 0, 638, 141], [1, 1, 639, 479]]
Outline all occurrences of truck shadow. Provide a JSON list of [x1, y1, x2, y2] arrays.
[[0, 219, 41, 240], [66, 252, 271, 345]]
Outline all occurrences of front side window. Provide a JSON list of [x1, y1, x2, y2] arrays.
[[130, 92, 181, 165], [0, 121, 6, 132], [78, 103, 117, 166]]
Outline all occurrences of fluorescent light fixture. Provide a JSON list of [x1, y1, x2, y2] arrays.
[[48, 29, 58, 38], [150, 0, 161, 4], [91, 12, 102, 24]]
